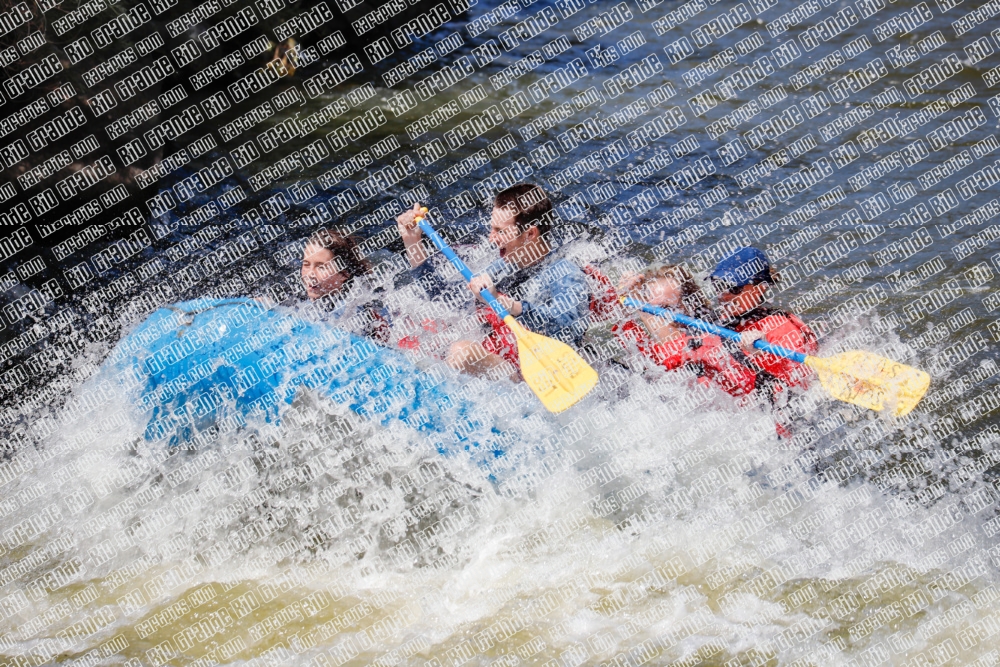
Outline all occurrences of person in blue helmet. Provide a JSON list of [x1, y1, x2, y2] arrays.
[[710, 247, 818, 433]]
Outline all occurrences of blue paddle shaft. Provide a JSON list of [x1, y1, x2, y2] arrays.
[[622, 297, 808, 363], [416, 217, 511, 320]]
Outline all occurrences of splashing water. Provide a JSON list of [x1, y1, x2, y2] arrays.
[[2, 231, 999, 667]]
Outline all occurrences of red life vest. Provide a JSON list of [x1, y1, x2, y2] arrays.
[[726, 307, 818, 389], [582, 264, 621, 322], [397, 317, 434, 350], [612, 318, 757, 397], [477, 264, 623, 366], [406, 264, 621, 365], [478, 304, 520, 365], [726, 306, 817, 438]]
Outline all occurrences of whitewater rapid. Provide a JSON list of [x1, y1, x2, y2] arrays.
[[3, 245, 998, 667]]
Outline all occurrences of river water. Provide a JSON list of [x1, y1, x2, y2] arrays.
[[3, 0, 1000, 664]]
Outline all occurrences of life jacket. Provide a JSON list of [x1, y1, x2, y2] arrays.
[[479, 304, 520, 365], [724, 306, 817, 439], [365, 307, 392, 347], [724, 306, 817, 389], [299, 296, 392, 347], [395, 261, 619, 357], [460, 264, 621, 368], [612, 318, 757, 398], [582, 264, 621, 322], [395, 300, 524, 363], [397, 318, 439, 351], [350, 301, 392, 346]]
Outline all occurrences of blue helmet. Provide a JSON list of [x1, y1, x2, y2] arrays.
[[710, 247, 774, 289]]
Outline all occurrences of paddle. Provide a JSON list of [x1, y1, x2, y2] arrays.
[[621, 297, 931, 416], [413, 209, 598, 413]]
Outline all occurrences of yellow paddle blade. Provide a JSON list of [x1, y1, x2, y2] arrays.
[[504, 315, 598, 413], [805, 351, 930, 417]]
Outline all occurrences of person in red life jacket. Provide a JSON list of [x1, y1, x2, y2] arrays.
[[395, 184, 593, 381], [613, 264, 757, 398], [298, 228, 392, 345], [709, 247, 818, 426]]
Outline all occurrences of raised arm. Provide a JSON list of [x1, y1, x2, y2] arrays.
[[396, 203, 429, 268]]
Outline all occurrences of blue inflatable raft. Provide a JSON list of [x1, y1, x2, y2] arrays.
[[104, 298, 502, 461]]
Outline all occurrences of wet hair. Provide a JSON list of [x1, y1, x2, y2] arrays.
[[306, 228, 370, 280], [641, 263, 713, 318], [493, 183, 554, 236]]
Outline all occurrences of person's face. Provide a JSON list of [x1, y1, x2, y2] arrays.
[[718, 281, 769, 317], [301, 244, 348, 300], [489, 205, 537, 267], [647, 276, 683, 309]]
